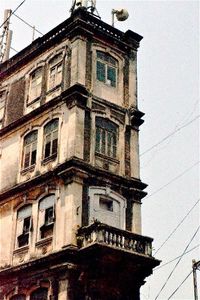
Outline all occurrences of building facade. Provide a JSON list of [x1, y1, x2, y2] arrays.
[[0, 7, 160, 300]]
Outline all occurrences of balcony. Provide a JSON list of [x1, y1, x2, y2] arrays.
[[77, 221, 153, 257]]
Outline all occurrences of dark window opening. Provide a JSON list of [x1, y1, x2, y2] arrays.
[[99, 198, 113, 212], [30, 287, 48, 300]]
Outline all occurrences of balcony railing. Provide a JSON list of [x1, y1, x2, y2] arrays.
[[77, 222, 153, 257]]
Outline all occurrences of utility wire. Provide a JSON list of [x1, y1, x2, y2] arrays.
[[167, 271, 193, 299], [140, 115, 200, 157], [10, 46, 18, 53], [154, 226, 200, 300], [154, 198, 200, 255], [155, 244, 200, 271], [145, 161, 200, 200], [13, 13, 43, 35], [0, 0, 26, 29]]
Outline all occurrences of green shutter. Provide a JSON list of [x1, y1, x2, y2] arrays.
[[97, 61, 106, 82], [107, 66, 116, 87]]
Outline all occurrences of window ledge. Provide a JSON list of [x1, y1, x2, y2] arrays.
[[26, 96, 41, 106], [36, 236, 53, 247], [41, 154, 57, 165], [20, 165, 35, 175], [46, 84, 61, 95], [13, 245, 29, 255], [95, 152, 119, 164]]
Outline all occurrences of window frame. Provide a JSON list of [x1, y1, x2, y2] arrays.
[[22, 130, 38, 170], [16, 205, 32, 248], [47, 54, 63, 91], [95, 117, 118, 159], [28, 67, 43, 104], [96, 51, 117, 87], [0, 90, 6, 129], [38, 195, 55, 240], [43, 119, 59, 161]]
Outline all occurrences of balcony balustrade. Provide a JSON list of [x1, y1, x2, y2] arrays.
[[77, 222, 153, 257]]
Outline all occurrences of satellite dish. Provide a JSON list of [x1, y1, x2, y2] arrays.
[[115, 9, 129, 21], [111, 8, 129, 26]]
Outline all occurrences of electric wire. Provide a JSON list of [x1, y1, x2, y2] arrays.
[[13, 13, 43, 35], [154, 226, 200, 300], [140, 115, 200, 157], [154, 198, 200, 255], [155, 244, 200, 271], [10, 46, 18, 53], [167, 271, 193, 299], [145, 161, 199, 200], [0, 0, 26, 29]]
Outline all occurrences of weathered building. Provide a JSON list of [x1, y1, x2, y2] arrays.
[[0, 5, 160, 300]]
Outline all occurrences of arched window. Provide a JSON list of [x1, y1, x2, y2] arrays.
[[29, 67, 43, 102], [48, 54, 63, 90], [30, 287, 48, 300], [16, 205, 32, 248], [96, 51, 117, 87], [43, 119, 59, 160], [23, 130, 38, 169], [0, 90, 6, 129], [38, 195, 55, 239], [95, 117, 118, 158], [10, 295, 26, 300]]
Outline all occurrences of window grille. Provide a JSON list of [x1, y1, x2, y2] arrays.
[[95, 117, 117, 158]]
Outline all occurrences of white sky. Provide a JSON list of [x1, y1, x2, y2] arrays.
[[0, 0, 199, 299]]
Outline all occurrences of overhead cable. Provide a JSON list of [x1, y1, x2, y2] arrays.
[[13, 13, 43, 35], [155, 244, 200, 271], [146, 161, 199, 200], [154, 226, 200, 300], [154, 198, 200, 255], [0, 0, 26, 29], [167, 271, 193, 299], [140, 115, 199, 157]]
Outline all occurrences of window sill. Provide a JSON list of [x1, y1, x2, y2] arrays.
[[42, 154, 57, 165], [36, 236, 52, 247], [95, 152, 119, 164], [13, 245, 29, 255], [46, 84, 61, 95], [97, 80, 116, 89], [26, 96, 41, 106], [21, 165, 35, 175]]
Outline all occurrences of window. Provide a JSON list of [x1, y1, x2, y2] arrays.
[[48, 54, 62, 90], [96, 51, 117, 87], [23, 131, 38, 169], [16, 205, 32, 248], [29, 68, 42, 102], [30, 288, 48, 300], [39, 195, 55, 239], [99, 198, 113, 212], [43, 119, 58, 160], [95, 117, 117, 158], [0, 90, 6, 129]]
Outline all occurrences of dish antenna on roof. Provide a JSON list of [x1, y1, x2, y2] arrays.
[[70, 0, 99, 17], [112, 9, 129, 27]]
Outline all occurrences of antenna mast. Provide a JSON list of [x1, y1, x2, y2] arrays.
[[0, 9, 13, 63], [70, 0, 99, 17]]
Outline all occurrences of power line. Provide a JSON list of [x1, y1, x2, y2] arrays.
[[154, 198, 200, 255], [0, 0, 26, 29], [167, 271, 193, 299], [154, 226, 200, 300], [13, 13, 43, 35], [155, 244, 200, 271], [140, 115, 200, 157], [145, 161, 199, 200], [10, 46, 18, 53]]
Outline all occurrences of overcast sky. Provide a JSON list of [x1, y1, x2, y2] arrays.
[[0, 0, 199, 299]]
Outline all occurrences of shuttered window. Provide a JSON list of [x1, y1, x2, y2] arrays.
[[96, 51, 117, 87], [29, 68, 42, 102], [48, 54, 63, 90], [16, 205, 32, 248]]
